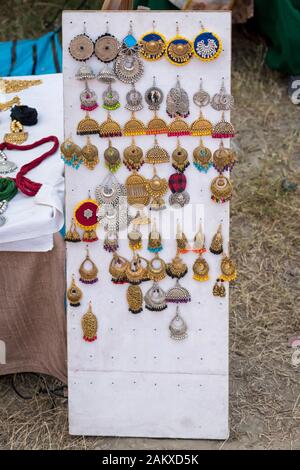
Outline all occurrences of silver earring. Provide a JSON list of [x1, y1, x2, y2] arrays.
[[0, 149, 17, 174], [125, 83, 143, 111], [165, 279, 191, 304], [166, 75, 189, 118], [169, 306, 188, 340], [102, 83, 120, 111], [193, 78, 210, 108], [144, 282, 167, 311], [211, 78, 234, 111], [114, 21, 144, 84], [145, 76, 164, 111]]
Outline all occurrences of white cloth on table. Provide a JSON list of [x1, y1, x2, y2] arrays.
[[0, 73, 64, 251]]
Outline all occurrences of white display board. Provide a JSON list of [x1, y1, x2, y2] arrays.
[[63, 10, 231, 439]]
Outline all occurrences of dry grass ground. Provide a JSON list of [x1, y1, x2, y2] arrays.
[[0, 2, 300, 450]]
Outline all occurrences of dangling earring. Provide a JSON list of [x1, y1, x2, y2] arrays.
[[211, 78, 234, 111], [125, 83, 143, 111], [67, 275, 83, 307], [114, 21, 144, 83], [127, 285, 143, 314], [193, 138, 213, 173], [94, 21, 120, 63], [192, 254, 209, 282], [148, 219, 162, 253], [169, 306, 188, 340], [171, 138, 189, 172], [80, 81, 98, 111], [192, 221, 206, 254], [145, 167, 168, 210], [165, 22, 193, 65], [145, 136, 169, 164], [74, 191, 99, 242], [104, 140, 121, 173], [145, 76, 168, 135], [79, 247, 99, 284], [176, 220, 189, 254], [126, 171, 150, 207], [109, 253, 129, 284], [76, 64, 95, 80], [128, 224, 143, 251], [0, 149, 17, 174], [99, 112, 122, 138], [213, 279, 226, 297], [131, 208, 150, 226], [190, 110, 213, 137], [220, 251, 237, 282], [97, 63, 116, 83], [126, 253, 149, 284], [77, 113, 100, 136], [95, 172, 126, 207], [81, 301, 98, 342], [147, 253, 167, 282], [193, 78, 210, 108], [210, 174, 233, 203], [123, 112, 146, 136], [102, 83, 120, 111], [166, 279, 191, 304], [192, 20, 222, 61], [69, 24, 94, 62], [168, 172, 190, 208], [144, 282, 167, 311], [213, 141, 237, 173], [65, 218, 81, 242], [166, 75, 189, 118], [4, 120, 28, 144], [210, 223, 223, 255], [145, 76, 164, 111], [123, 138, 144, 171], [139, 20, 166, 61], [81, 136, 99, 170], [60, 137, 83, 169], [103, 230, 119, 253], [168, 116, 191, 137], [166, 251, 188, 279], [212, 112, 235, 139]]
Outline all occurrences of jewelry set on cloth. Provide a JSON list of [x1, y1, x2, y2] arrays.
[[65, 19, 237, 343]]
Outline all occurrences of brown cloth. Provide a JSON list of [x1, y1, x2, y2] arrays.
[[0, 233, 67, 384], [182, 0, 254, 23]]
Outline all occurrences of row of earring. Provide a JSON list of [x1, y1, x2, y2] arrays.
[[66, 222, 237, 289], [69, 298, 188, 343], [67, 242, 236, 341], [74, 111, 235, 139], [65, 169, 232, 247], [77, 73, 233, 116], [69, 20, 223, 67], [61, 136, 236, 175]]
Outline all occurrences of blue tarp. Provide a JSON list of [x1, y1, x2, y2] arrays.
[[0, 31, 62, 76]]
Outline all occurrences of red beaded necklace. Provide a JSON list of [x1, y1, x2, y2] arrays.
[[0, 136, 59, 197]]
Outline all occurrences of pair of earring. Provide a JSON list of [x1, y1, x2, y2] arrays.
[[193, 78, 234, 112], [165, 21, 222, 66], [76, 112, 122, 138], [67, 278, 98, 341], [69, 23, 119, 63], [65, 218, 81, 242], [61, 136, 99, 170]]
